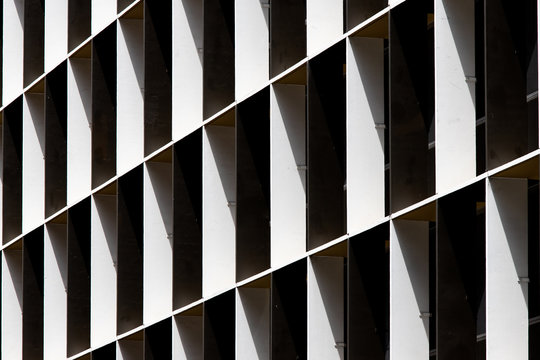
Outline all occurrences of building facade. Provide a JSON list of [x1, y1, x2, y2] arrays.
[[0, 0, 538, 359]]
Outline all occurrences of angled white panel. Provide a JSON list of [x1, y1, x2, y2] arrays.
[[117, 19, 144, 175], [486, 178, 528, 360], [3, 0, 24, 104], [92, 0, 117, 35], [388, 0, 405, 7], [22, 93, 45, 232], [174, 315, 203, 360], [44, 223, 68, 360], [270, 84, 306, 268], [2, 249, 23, 360], [172, 0, 203, 140], [91, 194, 118, 347], [67, 58, 92, 205], [435, 0, 476, 192], [390, 219, 429, 360], [117, 337, 144, 360], [308, 256, 344, 360], [346, 37, 385, 234], [44, 0, 68, 72], [235, 0, 269, 99], [0, 127, 3, 239], [236, 288, 270, 360], [202, 125, 236, 297], [306, 0, 343, 55], [143, 161, 173, 323]]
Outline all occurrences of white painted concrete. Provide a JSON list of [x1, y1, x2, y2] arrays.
[[202, 125, 236, 297], [236, 287, 270, 360], [3, 0, 24, 104], [435, 0, 476, 192], [486, 177, 528, 360], [270, 84, 306, 268], [390, 219, 429, 360], [307, 0, 343, 55], [308, 256, 345, 360], [67, 58, 92, 205], [174, 315, 203, 360], [172, 0, 203, 140], [45, 0, 67, 72], [235, 0, 269, 99], [117, 19, 144, 175], [91, 194, 117, 347], [22, 93, 45, 232], [92, 0, 117, 36], [44, 223, 68, 360], [2, 249, 23, 360], [143, 161, 173, 324], [346, 37, 385, 234]]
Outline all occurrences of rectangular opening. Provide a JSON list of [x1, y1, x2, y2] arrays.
[[347, 223, 389, 359], [237, 281, 270, 360], [270, 0, 306, 77], [68, 0, 91, 52], [143, 155, 173, 323], [23, 0, 44, 86], [144, 0, 172, 155], [173, 130, 202, 309], [118, 0, 135, 14], [485, 0, 538, 169], [118, 332, 143, 360], [236, 87, 270, 281], [203, 0, 235, 118], [204, 289, 235, 359], [67, 198, 91, 357], [174, 311, 203, 360], [145, 318, 172, 360], [271, 258, 307, 360], [45, 62, 68, 217], [436, 181, 485, 358], [3, 97, 23, 243], [92, 342, 116, 360], [389, 0, 435, 212], [22, 227, 44, 360], [307, 41, 346, 250], [117, 165, 143, 335], [92, 24, 117, 188], [346, 0, 386, 31]]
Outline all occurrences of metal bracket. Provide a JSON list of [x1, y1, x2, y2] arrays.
[[227, 201, 237, 207], [334, 342, 346, 349], [518, 277, 530, 284], [419, 312, 432, 319], [465, 75, 477, 83], [297, 165, 308, 171]]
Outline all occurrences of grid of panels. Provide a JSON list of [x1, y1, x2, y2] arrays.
[[0, 0, 539, 359]]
